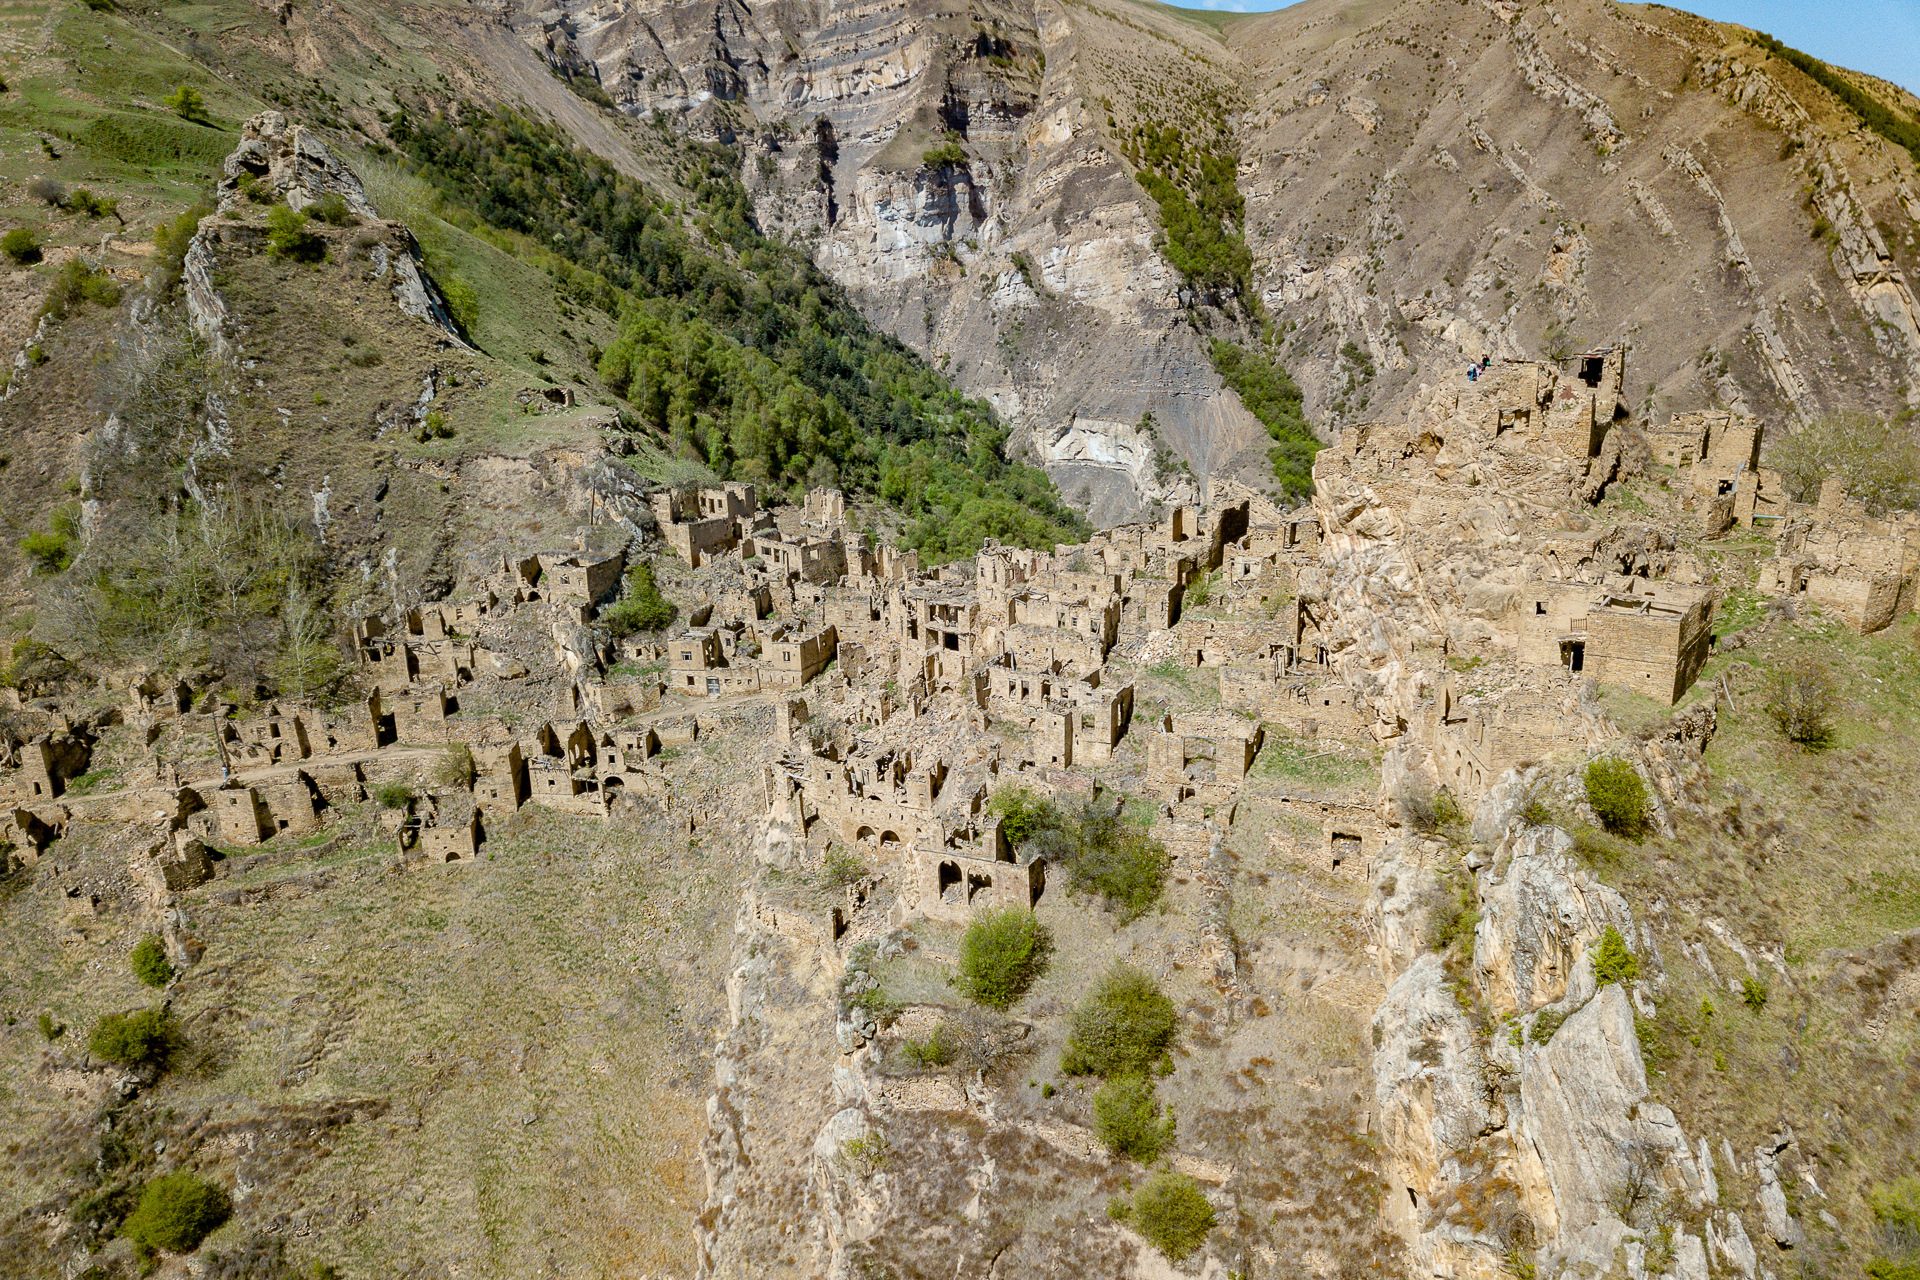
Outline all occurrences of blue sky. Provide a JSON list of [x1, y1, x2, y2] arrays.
[[1188, 0, 1920, 95]]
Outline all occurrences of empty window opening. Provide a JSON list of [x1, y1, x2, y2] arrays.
[[938, 861, 961, 899], [1563, 640, 1585, 673], [967, 871, 992, 903], [1580, 356, 1604, 387]]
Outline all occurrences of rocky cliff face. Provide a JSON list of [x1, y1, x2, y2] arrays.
[[498, 0, 1920, 522]]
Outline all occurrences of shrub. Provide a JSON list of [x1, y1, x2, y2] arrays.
[[1583, 759, 1649, 840], [266, 205, 325, 264], [1590, 926, 1639, 987], [952, 907, 1051, 1010], [1530, 1007, 1571, 1045], [2, 227, 41, 264], [374, 783, 412, 809], [19, 503, 80, 574], [1400, 779, 1464, 834], [1063, 799, 1171, 921], [66, 189, 118, 220], [1871, 1177, 1920, 1271], [309, 192, 356, 226], [1765, 665, 1836, 749], [27, 177, 66, 207], [1425, 867, 1478, 954], [1183, 570, 1213, 608], [120, 1172, 230, 1253], [130, 935, 173, 988], [40, 258, 123, 320], [602, 561, 673, 635], [990, 787, 1058, 845], [822, 846, 867, 888], [1131, 1170, 1215, 1261], [1093, 1075, 1175, 1161], [1061, 964, 1177, 1078], [921, 136, 968, 168], [432, 743, 475, 790], [1518, 789, 1552, 827], [88, 1007, 181, 1070], [1741, 977, 1769, 1012], [163, 85, 210, 125], [37, 1012, 63, 1040], [898, 1023, 956, 1068]]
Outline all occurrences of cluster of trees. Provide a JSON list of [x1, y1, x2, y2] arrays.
[[1208, 339, 1319, 500], [1121, 121, 1250, 294], [1749, 33, 1920, 165], [389, 105, 1086, 559], [1766, 410, 1920, 515]]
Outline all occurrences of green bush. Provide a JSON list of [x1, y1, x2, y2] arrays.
[[266, 205, 325, 264], [1741, 977, 1769, 1012], [898, 1023, 956, 1068], [952, 907, 1051, 1010], [1058, 800, 1171, 922], [1590, 926, 1639, 987], [1061, 964, 1177, 1077], [1131, 1170, 1215, 1261], [603, 560, 674, 636], [374, 782, 412, 809], [1183, 570, 1213, 608], [37, 1012, 63, 1041], [39, 258, 123, 321], [1583, 759, 1649, 840], [822, 846, 867, 888], [1092, 1075, 1175, 1161], [1871, 1176, 1920, 1278], [88, 1007, 181, 1070], [130, 935, 173, 988], [309, 192, 356, 226], [2, 227, 41, 264], [990, 787, 1057, 845], [120, 1171, 230, 1253], [921, 136, 968, 168], [19, 503, 80, 574], [1425, 867, 1478, 955]]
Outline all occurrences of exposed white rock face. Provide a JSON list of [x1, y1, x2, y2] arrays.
[[1372, 953, 1495, 1204], [1514, 985, 1699, 1240], [1473, 823, 1641, 1017]]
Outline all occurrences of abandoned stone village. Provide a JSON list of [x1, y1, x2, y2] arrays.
[[4, 349, 1914, 936], [6, 347, 1916, 1277]]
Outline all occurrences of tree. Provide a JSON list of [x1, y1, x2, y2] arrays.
[[1766, 410, 1920, 514], [121, 1172, 230, 1253], [1583, 759, 1649, 840], [1061, 964, 1177, 1078], [1130, 1170, 1216, 1261], [1765, 664, 1836, 749], [130, 935, 172, 988], [164, 85, 210, 125], [952, 908, 1051, 1010], [1590, 926, 1639, 987], [602, 560, 674, 636]]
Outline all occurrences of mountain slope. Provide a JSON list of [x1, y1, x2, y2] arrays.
[[499, 0, 1920, 517]]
